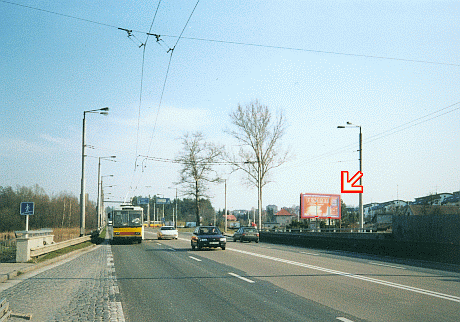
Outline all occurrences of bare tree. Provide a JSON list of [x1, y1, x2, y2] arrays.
[[175, 132, 223, 226], [226, 100, 289, 228]]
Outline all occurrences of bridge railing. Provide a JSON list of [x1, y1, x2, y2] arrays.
[[15, 229, 91, 262]]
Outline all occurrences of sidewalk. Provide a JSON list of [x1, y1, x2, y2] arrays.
[[0, 244, 97, 284], [0, 262, 36, 283]]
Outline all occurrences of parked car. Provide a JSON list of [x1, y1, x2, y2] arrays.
[[233, 227, 259, 243], [191, 226, 226, 250], [157, 226, 178, 240]]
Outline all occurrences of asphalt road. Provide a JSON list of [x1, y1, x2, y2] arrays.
[[111, 228, 460, 322]]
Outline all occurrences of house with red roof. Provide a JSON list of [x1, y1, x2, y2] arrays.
[[274, 208, 297, 227]]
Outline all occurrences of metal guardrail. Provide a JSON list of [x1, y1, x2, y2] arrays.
[[29, 236, 91, 258], [14, 229, 54, 239]]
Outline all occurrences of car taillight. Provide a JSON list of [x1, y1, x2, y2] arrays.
[[256, 233, 259, 237]]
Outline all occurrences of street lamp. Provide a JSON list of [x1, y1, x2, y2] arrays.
[[80, 107, 109, 236], [100, 175, 113, 227], [168, 187, 178, 229], [97, 156, 116, 229], [337, 122, 363, 232], [224, 179, 227, 232]]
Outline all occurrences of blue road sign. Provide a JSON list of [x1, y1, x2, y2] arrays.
[[20, 202, 34, 215], [156, 198, 170, 205], [138, 198, 149, 205]]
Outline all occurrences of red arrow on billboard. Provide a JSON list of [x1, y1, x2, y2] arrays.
[[341, 171, 363, 193]]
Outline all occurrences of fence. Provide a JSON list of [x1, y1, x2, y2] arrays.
[[261, 227, 380, 233]]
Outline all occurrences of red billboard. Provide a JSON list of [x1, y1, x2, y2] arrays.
[[300, 193, 341, 219]]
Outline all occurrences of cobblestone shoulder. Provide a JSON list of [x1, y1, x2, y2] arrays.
[[0, 242, 125, 322]]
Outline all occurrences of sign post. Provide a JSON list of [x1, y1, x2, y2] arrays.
[[138, 198, 150, 225], [20, 202, 35, 231]]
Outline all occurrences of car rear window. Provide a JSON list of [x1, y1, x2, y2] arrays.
[[161, 227, 175, 230], [197, 227, 221, 234]]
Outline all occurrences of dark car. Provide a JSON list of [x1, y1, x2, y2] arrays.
[[191, 226, 226, 250], [233, 227, 259, 243]]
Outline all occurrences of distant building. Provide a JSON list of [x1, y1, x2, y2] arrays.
[[413, 193, 453, 205], [365, 200, 408, 219], [441, 191, 460, 206], [402, 205, 460, 216], [360, 191, 460, 232], [225, 214, 237, 221], [274, 208, 296, 227]]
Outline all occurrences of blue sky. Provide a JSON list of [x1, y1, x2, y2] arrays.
[[1, 0, 459, 212]]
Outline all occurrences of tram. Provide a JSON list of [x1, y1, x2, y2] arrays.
[[111, 205, 144, 243]]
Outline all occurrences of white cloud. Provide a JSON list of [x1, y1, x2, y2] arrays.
[[39, 133, 72, 147]]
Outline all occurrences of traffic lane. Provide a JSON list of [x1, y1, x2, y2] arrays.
[[233, 241, 460, 298], [177, 231, 460, 298], [143, 227, 157, 240], [111, 239, 363, 322], [180, 238, 460, 322]]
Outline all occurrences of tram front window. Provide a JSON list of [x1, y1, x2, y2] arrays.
[[114, 211, 142, 227]]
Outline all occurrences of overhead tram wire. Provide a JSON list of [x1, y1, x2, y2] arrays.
[[363, 101, 460, 145], [300, 100, 460, 167], [2, 0, 458, 68], [122, 0, 163, 203], [127, 0, 201, 202], [154, 35, 460, 68], [131, 0, 162, 167], [144, 0, 201, 157]]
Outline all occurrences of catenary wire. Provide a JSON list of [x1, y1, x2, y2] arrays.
[[144, 0, 201, 158], [128, 0, 201, 202], [125, 0, 163, 203], [300, 100, 460, 167], [2, 0, 458, 67]]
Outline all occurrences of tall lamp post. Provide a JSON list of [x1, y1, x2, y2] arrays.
[[337, 122, 363, 232], [97, 156, 116, 229], [80, 107, 109, 236], [101, 174, 114, 227], [224, 179, 227, 232], [168, 187, 179, 228]]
